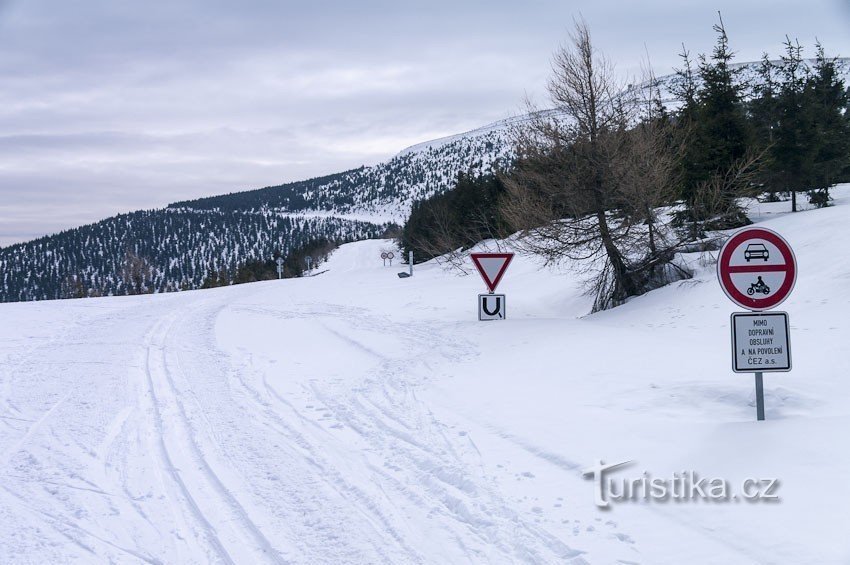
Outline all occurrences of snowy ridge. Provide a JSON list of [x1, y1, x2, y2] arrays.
[[395, 113, 528, 157], [198, 58, 850, 225], [623, 56, 850, 106]]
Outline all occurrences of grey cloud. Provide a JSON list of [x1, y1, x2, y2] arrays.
[[0, 0, 848, 246]]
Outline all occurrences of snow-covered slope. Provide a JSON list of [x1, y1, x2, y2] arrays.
[[2, 184, 849, 563], [174, 58, 850, 226]]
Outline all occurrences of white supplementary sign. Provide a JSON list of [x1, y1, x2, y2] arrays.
[[731, 312, 791, 373], [478, 294, 506, 321]]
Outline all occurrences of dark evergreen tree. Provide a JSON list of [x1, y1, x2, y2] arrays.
[[693, 17, 752, 212], [772, 37, 816, 212], [399, 173, 508, 262], [674, 16, 755, 237], [805, 42, 850, 206], [671, 46, 701, 201], [748, 53, 782, 200]]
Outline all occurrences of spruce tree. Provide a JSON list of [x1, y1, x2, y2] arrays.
[[694, 18, 751, 189], [772, 37, 815, 212], [675, 15, 753, 236], [749, 54, 781, 200], [805, 43, 850, 206], [672, 46, 702, 202]]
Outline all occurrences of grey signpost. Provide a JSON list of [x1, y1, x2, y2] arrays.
[[276, 256, 284, 279], [305, 256, 312, 272], [730, 311, 791, 420], [717, 227, 797, 421], [397, 251, 414, 279]]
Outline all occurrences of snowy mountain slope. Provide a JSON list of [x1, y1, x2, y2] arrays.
[[172, 58, 850, 225], [169, 125, 513, 224], [1, 185, 848, 563]]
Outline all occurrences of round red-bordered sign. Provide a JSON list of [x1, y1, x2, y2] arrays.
[[717, 227, 796, 311]]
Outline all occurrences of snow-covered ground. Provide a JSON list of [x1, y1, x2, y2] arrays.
[[1, 187, 849, 564]]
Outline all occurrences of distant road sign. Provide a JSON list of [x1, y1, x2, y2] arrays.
[[387, 252, 394, 259], [381, 252, 388, 260], [717, 227, 797, 311], [478, 294, 506, 320], [470, 253, 514, 293], [731, 311, 791, 372]]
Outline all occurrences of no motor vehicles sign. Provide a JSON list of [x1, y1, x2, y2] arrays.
[[717, 227, 797, 311]]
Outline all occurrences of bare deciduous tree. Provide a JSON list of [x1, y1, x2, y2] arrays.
[[500, 19, 691, 311]]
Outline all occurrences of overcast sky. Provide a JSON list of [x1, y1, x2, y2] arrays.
[[0, 0, 848, 247]]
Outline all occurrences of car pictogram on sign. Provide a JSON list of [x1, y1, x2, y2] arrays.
[[744, 243, 769, 262]]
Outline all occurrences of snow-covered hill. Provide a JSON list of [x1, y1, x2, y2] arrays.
[[1, 185, 848, 563], [174, 57, 850, 224]]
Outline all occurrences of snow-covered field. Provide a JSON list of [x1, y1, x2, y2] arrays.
[[1, 187, 849, 564]]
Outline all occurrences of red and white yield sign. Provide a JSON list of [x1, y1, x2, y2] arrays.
[[470, 252, 514, 293], [717, 227, 797, 311]]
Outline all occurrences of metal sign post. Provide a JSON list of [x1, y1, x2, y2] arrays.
[[305, 256, 312, 272], [730, 311, 791, 421], [276, 256, 284, 279], [718, 227, 797, 421], [754, 372, 765, 421], [409, 250, 413, 277]]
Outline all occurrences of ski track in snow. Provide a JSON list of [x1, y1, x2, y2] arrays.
[[0, 283, 586, 563]]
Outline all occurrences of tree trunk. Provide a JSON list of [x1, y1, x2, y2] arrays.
[[647, 207, 657, 255], [595, 208, 633, 300]]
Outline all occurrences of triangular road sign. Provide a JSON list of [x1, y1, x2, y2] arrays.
[[470, 253, 514, 293]]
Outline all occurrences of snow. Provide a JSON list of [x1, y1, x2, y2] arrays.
[[2, 186, 850, 563], [395, 114, 524, 157]]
